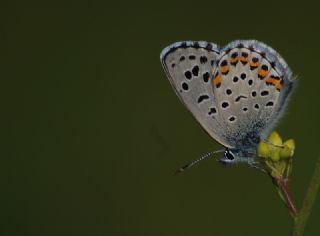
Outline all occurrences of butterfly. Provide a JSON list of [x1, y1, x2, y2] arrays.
[[160, 40, 295, 172]]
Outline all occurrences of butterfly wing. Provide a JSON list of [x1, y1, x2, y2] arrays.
[[211, 40, 295, 148], [160, 41, 235, 148]]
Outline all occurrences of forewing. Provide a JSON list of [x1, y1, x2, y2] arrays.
[[160, 41, 234, 148]]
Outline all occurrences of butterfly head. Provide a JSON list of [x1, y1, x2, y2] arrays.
[[219, 148, 255, 165], [217, 149, 237, 165]]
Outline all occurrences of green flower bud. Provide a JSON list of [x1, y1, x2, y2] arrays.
[[270, 150, 281, 162], [268, 131, 283, 146], [284, 139, 295, 150], [257, 141, 270, 158], [280, 139, 295, 159]]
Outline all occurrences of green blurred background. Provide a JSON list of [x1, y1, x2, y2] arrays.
[[1, 1, 320, 235]]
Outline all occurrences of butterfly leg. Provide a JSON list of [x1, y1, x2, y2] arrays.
[[248, 158, 267, 173]]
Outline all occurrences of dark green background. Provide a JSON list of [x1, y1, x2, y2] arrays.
[[2, 1, 320, 235]]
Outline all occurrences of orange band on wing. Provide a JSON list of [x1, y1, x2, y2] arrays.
[[240, 57, 248, 63], [258, 69, 268, 78], [230, 57, 239, 64], [266, 77, 283, 89], [250, 62, 259, 68], [212, 75, 222, 87], [220, 65, 229, 74]]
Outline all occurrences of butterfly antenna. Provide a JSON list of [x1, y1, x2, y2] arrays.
[[174, 149, 224, 175]]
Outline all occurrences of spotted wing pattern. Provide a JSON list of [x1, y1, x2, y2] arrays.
[[161, 41, 236, 148], [211, 40, 294, 148]]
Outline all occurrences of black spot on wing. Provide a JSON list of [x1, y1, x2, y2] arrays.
[[206, 43, 213, 50], [231, 52, 238, 58], [203, 72, 210, 82], [192, 65, 199, 76], [208, 107, 217, 115], [235, 95, 247, 102], [233, 76, 239, 83], [228, 116, 236, 122], [193, 42, 200, 48], [197, 95, 209, 103], [182, 82, 189, 91], [184, 71, 192, 79], [226, 89, 232, 95], [221, 102, 229, 108], [200, 56, 208, 64], [180, 42, 187, 48], [266, 101, 274, 106], [241, 52, 248, 57]]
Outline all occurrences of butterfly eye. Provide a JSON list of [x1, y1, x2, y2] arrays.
[[224, 150, 235, 160]]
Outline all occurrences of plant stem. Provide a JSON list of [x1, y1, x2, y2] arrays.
[[279, 178, 298, 217], [292, 156, 320, 236]]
